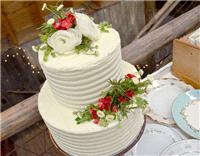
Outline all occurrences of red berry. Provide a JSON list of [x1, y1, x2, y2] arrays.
[[125, 74, 136, 79]]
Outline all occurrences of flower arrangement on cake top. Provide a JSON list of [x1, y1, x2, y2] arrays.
[[74, 71, 152, 127], [32, 2, 112, 61]]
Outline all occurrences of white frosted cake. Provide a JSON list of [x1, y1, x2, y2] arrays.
[[39, 28, 122, 109], [35, 3, 149, 156]]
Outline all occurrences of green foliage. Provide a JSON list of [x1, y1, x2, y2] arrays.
[[75, 36, 99, 56], [74, 76, 151, 127], [98, 21, 112, 32]]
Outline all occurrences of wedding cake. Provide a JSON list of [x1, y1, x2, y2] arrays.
[[35, 3, 150, 156]]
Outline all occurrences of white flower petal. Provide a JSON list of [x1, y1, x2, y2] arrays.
[[32, 46, 38, 53], [48, 29, 82, 54], [42, 3, 47, 11], [47, 18, 55, 25], [106, 115, 114, 122], [75, 13, 100, 41], [56, 4, 64, 11], [139, 69, 144, 76], [97, 111, 105, 118], [132, 77, 139, 84]]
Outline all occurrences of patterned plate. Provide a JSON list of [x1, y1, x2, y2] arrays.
[[145, 78, 193, 125], [161, 139, 200, 155], [172, 90, 200, 139], [125, 124, 184, 156]]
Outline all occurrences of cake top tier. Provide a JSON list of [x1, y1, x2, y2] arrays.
[[38, 28, 120, 71], [32, 2, 117, 66]]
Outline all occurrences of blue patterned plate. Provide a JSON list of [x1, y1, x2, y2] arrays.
[[172, 90, 200, 139]]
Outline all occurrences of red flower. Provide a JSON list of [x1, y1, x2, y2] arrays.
[[53, 20, 62, 30], [98, 96, 111, 111], [53, 14, 75, 30], [125, 74, 136, 79], [93, 118, 99, 124], [125, 90, 134, 98], [118, 96, 128, 103], [61, 18, 73, 29], [89, 109, 98, 119], [66, 13, 75, 23], [112, 106, 118, 112], [97, 102, 105, 111]]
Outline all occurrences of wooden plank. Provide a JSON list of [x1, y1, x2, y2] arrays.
[[0, 94, 41, 141], [149, 1, 180, 32], [122, 5, 200, 65], [92, 1, 145, 47], [136, 0, 175, 39], [1, 47, 45, 111]]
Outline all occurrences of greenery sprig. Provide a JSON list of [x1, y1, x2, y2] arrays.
[[32, 2, 113, 61], [74, 72, 151, 127], [98, 21, 112, 32], [75, 36, 99, 56]]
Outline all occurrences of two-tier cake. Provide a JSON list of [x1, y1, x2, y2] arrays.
[[35, 3, 150, 156]]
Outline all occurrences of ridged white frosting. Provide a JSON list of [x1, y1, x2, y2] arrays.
[[38, 81, 144, 156], [39, 29, 122, 109]]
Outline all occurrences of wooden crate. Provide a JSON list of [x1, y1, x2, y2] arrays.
[[172, 35, 200, 88]]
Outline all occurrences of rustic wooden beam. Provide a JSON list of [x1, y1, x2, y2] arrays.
[[136, 0, 175, 39], [1, 6, 200, 141], [149, 0, 180, 32], [0, 94, 41, 141], [122, 5, 200, 65]]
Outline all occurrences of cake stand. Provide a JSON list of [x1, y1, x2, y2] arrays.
[[48, 116, 146, 156]]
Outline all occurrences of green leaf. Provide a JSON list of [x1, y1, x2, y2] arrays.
[[98, 21, 112, 32], [75, 36, 98, 56]]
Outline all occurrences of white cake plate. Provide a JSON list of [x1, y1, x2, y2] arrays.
[[125, 124, 184, 156], [145, 78, 193, 125], [160, 139, 200, 155]]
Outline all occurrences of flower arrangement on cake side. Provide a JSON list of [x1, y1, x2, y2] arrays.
[[32, 2, 112, 61], [74, 71, 152, 127]]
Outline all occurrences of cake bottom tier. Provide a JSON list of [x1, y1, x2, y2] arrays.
[[38, 61, 145, 156]]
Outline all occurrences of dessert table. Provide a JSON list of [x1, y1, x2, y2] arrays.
[[126, 62, 198, 156], [49, 62, 199, 156]]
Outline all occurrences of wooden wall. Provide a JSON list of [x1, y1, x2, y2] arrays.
[[1, 1, 145, 47], [1, 1, 117, 45], [92, 1, 145, 47]]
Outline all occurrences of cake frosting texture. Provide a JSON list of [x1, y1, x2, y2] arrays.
[[39, 29, 122, 109], [38, 61, 145, 155]]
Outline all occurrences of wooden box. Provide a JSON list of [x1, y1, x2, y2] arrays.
[[172, 35, 200, 89]]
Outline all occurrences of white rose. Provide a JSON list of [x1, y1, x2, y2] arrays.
[[47, 29, 82, 54], [97, 111, 105, 118], [132, 77, 140, 84], [106, 115, 114, 122], [75, 13, 100, 41]]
